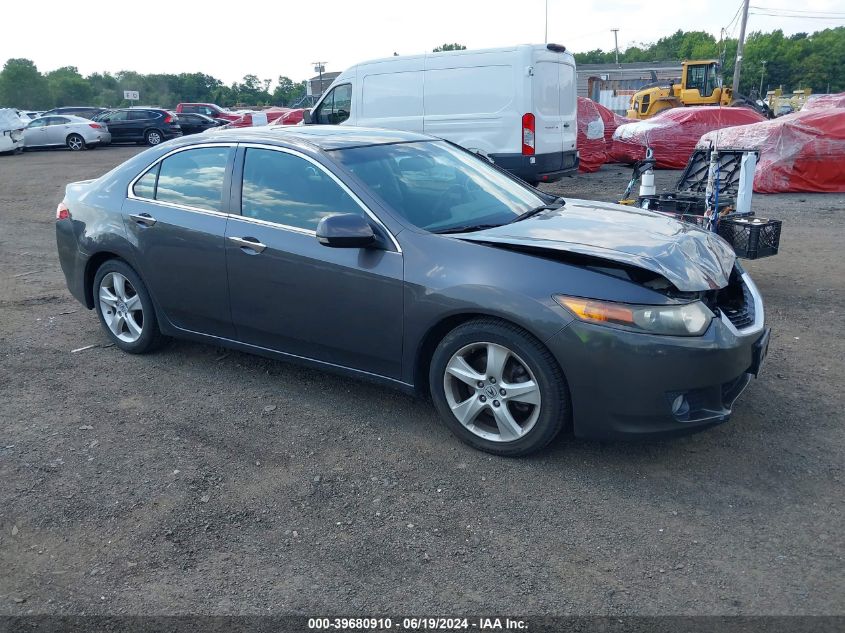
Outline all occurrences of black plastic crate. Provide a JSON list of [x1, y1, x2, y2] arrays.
[[640, 192, 735, 215], [718, 217, 782, 259]]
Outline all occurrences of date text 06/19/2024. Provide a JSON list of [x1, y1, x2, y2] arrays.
[[307, 617, 529, 630]]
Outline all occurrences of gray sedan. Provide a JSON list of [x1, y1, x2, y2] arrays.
[[55, 126, 770, 456], [23, 115, 111, 151]]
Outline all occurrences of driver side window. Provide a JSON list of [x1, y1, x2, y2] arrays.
[[315, 84, 352, 125], [98, 111, 128, 122]]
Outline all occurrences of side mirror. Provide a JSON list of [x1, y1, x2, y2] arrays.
[[302, 109, 313, 124], [316, 213, 376, 248]]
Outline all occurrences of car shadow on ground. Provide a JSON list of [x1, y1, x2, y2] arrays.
[[156, 336, 770, 477]]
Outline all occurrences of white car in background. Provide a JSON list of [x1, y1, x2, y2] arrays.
[[22, 114, 111, 151]]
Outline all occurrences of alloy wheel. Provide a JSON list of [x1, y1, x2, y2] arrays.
[[98, 272, 144, 343], [442, 342, 541, 442], [147, 131, 162, 145], [67, 135, 84, 151]]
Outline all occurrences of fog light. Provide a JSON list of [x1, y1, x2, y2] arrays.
[[671, 394, 690, 417]]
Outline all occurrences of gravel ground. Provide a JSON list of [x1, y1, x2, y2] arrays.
[[0, 146, 842, 616]]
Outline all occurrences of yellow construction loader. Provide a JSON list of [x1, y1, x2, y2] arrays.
[[626, 60, 770, 119]]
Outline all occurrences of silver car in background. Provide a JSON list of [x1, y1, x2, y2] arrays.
[[22, 115, 111, 151]]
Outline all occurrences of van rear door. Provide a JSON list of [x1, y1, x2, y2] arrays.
[[559, 61, 577, 153], [532, 61, 563, 160]]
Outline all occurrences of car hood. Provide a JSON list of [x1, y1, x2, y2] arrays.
[[456, 199, 736, 292]]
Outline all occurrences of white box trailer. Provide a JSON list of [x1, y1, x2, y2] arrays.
[[305, 44, 578, 184]]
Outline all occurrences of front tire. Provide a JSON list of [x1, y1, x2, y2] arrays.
[[66, 134, 86, 151], [429, 318, 570, 456], [93, 259, 165, 354]]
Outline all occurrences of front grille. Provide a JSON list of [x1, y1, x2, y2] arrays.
[[708, 273, 755, 330]]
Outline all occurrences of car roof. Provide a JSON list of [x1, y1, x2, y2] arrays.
[[205, 125, 434, 150], [47, 115, 92, 122]]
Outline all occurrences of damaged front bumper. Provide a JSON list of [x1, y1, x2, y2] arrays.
[[548, 272, 769, 440]]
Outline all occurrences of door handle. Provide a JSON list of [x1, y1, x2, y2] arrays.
[[229, 236, 267, 253], [129, 212, 156, 227]]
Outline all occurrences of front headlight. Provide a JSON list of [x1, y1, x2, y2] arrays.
[[554, 295, 713, 336]]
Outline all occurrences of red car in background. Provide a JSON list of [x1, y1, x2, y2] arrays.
[[226, 108, 306, 128], [175, 103, 240, 122]]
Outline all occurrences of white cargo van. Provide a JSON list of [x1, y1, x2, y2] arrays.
[[304, 44, 578, 183]]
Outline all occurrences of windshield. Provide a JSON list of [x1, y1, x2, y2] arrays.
[[333, 141, 547, 233]]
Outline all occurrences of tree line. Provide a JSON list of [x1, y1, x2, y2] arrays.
[[1, 27, 842, 110], [574, 27, 844, 95], [0, 62, 308, 111]]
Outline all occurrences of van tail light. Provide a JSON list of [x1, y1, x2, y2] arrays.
[[88, 123, 102, 129], [56, 202, 71, 221], [522, 113, 535, 156]]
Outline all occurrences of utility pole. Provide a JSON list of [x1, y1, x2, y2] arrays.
[[758, 60, 767, 97], [732, 0, 751, 95], [312, 61, 327, 98], [611, 29, 620, 66], [544, 0, 548, 44]]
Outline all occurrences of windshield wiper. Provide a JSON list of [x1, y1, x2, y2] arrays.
[[432, 223, 503, 235], [510, 197, 565, 223]]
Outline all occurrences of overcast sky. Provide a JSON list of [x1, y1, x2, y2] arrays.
[[3, 0, 843, 86]]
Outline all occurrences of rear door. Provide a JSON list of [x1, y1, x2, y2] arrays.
[[129, 110, 155, 140], [45, 116, 72, 146], [532, 61, 563, 160], [423, 55, 517, 154], [559, 61, 577, 154], [123, 144, 236, 337]]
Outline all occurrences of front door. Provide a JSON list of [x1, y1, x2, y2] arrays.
[[23, 118, 49, 147], [225, 146, 404, 379], [100, 110, 131, 141], [123, 144, 236, 338]]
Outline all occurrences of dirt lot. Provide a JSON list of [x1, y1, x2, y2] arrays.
[[0, 146, 843, 617]]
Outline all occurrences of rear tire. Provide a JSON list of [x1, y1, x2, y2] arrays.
[[145, 129, 163, 146], [66, 134, 85, 151], [429, 318, 570, 456], [93, 259, 165, 354]]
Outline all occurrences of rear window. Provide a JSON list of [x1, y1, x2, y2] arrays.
[[129, 110, 154, 120], [134, 147, 231, 211]]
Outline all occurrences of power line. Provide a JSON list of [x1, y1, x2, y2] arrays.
[[749, 5, 845, 16], [725, 0, 745, 33], [749, 11, 845, 19]]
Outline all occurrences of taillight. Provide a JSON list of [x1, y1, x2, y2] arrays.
[[163, 114, 173, 124], [89, 123, 101, 129], [521, 113, 535, 156], [56, 202, 71, 221]]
